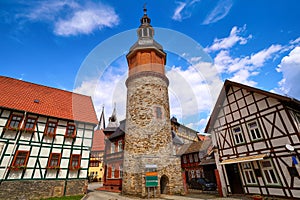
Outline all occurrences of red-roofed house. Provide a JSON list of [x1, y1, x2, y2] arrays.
[[88, 108, 106, 182], [0, 76, 98, 199]]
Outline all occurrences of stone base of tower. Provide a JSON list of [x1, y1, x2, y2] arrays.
[[122, 154, 184, 198]]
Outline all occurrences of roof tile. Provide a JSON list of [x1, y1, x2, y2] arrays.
[[0, 76, 98, 124]]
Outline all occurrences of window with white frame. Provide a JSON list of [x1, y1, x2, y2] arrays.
[[232, 126, 244, 144], [248, 121, 262, 140], [111, 143, 115, 153], [183, 155, 187, 164], [260, 160, 279, 185], [111, 164, 115, 178], [118, 140, 123, 152], [242, 162, 257, 184], [189, 154, 193, 163], [194, 153, 199, 162], [196, 169, 201, 178], [191, 170, 195, 178]]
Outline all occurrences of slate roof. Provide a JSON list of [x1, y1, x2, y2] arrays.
[[0, 76, 98, 125], [108, 120, 126, 140]]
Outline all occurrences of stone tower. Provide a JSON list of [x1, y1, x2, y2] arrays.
[[122, 8, 184, 197]]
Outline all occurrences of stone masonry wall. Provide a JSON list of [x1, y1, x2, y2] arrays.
[[123, 73, 184, 197], [0, 179, 87, 200]]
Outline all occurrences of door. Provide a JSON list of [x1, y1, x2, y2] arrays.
[[225, 163, 243, 194]]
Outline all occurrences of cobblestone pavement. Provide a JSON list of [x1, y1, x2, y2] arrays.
[[83, 183, 252, 200]]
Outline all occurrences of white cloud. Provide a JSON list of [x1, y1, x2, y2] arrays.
[[202, 0, 233, 25], [172, 2, 187, 21], [205, 25, 252, 52], [206, 25, 284, 86], [172, 0, 200, 21], [17, 0, 79, 21], [74, 58, 222, 131], [54, 6, 119, 36], [16, 0, 119, 36], [276, 46, 300, 99], [249, 44, 282, 67]]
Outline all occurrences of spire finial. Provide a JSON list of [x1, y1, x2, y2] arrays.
[[143, 3, 147, 15]]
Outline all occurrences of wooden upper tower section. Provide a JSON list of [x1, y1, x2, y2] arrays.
[[126, 7, 166, 77]]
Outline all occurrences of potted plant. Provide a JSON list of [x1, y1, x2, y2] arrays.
[[252, 194, 263, 200], [9, 165, 27, 171], [47, 166, 60, 171]]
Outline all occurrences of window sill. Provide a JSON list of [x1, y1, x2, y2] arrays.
[[46, 166, 60, 170], [21, 128, 35, 133], [3, 127, 19, 131], [64, 135, 76, 139], [9, 165, 27, 171], [44, 133, 56, 138], [69, 167, 81, 171]]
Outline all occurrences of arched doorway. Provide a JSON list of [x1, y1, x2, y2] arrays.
[[160, 175, 169, 194]]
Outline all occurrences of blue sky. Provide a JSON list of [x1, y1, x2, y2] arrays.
[[1, 0, 300, 132]]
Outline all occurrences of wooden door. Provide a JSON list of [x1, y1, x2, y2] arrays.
[[225, 164, 243, 194]]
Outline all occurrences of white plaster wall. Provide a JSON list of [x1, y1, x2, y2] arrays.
[[291, 189, 300, 198], [1, 110, 10, 118], [60, 159, 69, 168], [27, 157, 36, 168], [39, 158, 48, 168], [33, 170, 41, 178], [58, 169, 67, 178], [79, 169, 87, 178], [8, 171, 22, 179], [266, 188, 285, 196], [56, 126, 66, 135], [1, 156, 10, 166], [23, 169, 33, 178], [62, 149, 71, 157], [81, 150, 89, 159], [81, 160, 88, 168], [74, 138, 82, 146], [77, 129, 84, 137], [58, 120, 67, 126], [0, 118, 7, 126], [83, 138, 92, 147], [85, 130, 93, 138], [54, 135, 64, 144]]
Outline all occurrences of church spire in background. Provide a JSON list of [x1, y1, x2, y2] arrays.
[[97, 105, 105, 130]]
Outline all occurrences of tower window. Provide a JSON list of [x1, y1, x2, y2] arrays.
[[155, 107, 162, 119]]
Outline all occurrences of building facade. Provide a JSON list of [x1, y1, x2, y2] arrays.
[[206, 80, 300, 199], [88, 108, 105, 182], [0, 76, 98, 199], [122, 8, 184, 197], [178, 138, 216, 187], [101, 106, 124, 192]]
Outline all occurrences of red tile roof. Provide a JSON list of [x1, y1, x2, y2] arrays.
[[92, 129, 105, 151], [0, 76, 98, 125]]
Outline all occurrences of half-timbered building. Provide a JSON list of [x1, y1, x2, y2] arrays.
[[178, 137, 216, 187], [0, 76, 98, 199], [205, 80, 300, 199]]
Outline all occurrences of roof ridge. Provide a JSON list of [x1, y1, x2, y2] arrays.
[[0, 75, 92, 98]]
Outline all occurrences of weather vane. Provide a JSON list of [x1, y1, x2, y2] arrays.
[[143, 3, 147, 15]]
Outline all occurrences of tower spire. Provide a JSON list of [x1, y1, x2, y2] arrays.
[[97, 105, 105, 130], [143, 3, 147, 15]]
